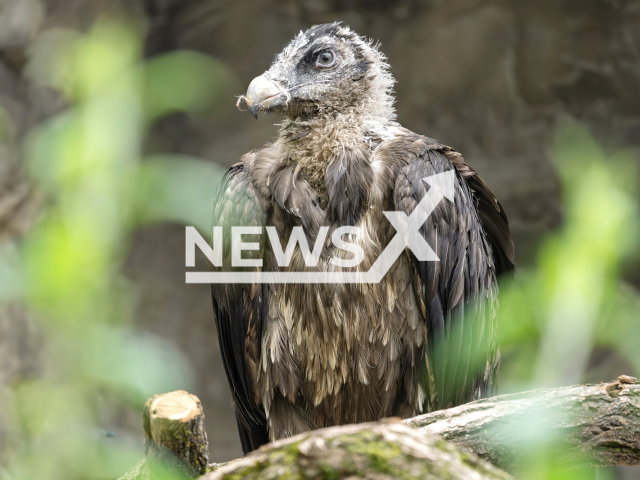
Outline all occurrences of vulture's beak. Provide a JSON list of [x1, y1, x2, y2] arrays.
[[241, 75, 285, 119]]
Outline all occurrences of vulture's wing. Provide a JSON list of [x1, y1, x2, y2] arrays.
[[210, 150, 269, 454], [441, 146, 515, 277], [392, 136, 506, 410]]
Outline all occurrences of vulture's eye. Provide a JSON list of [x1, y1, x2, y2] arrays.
[[316, 50, 336, 68]]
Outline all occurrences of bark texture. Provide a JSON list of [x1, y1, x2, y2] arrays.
[[406, 376, 640, 472]]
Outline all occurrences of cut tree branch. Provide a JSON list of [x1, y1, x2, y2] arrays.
[[121, 390, 209, 480], [120, 377, 639, 479]]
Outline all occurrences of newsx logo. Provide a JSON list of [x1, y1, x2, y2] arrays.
[[185, 170, 455, 284]]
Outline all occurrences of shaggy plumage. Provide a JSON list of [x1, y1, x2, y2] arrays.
[[211, 23, 514, 454]]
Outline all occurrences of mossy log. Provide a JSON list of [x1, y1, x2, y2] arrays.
[[203, 420, 510, 480], [120, 377, 640, 479]]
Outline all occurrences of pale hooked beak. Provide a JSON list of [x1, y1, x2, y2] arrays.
[[238, 75, 285, 119]]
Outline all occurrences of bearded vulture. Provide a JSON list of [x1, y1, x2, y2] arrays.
[[210, 23, 514, 454]]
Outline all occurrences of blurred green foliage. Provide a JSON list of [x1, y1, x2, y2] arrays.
[[499, 121, 640, 395], [0, 17, 225, 480], [0, 13, 637, 480], [495, 123, 640, 478]]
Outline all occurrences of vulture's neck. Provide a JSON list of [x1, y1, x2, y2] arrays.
[[276, 107, 390, 196]]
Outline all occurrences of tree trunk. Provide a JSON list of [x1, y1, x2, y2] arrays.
[[120, 377, 640, 479], [406, 375, 640, 471]]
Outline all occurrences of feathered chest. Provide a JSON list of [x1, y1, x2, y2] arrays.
[[244, 145, 428, 437]]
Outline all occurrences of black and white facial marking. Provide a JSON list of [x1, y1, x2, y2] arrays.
[[239, 23, 395, 122]]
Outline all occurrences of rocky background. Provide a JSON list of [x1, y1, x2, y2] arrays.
[[0, 0, 639, 473]]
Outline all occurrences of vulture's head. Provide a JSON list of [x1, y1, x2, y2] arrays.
[[239, 23, 395, 122]]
